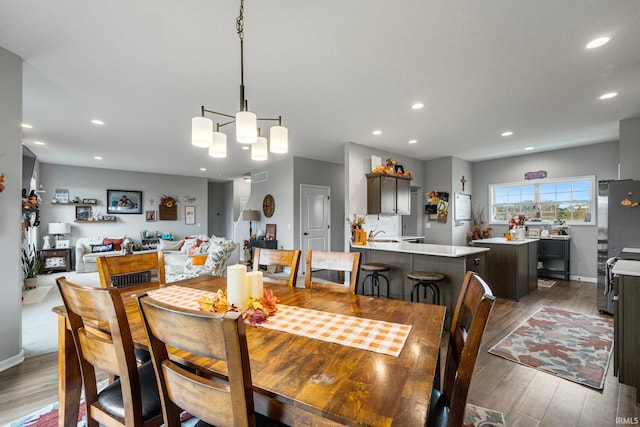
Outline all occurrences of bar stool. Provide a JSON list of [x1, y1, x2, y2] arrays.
[[407, 271, 445, 304], [360, 263, 391, 298]]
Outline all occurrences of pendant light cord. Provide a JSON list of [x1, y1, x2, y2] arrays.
[[237, 0, 247, 111]]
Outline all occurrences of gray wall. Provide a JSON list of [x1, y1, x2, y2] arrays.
[[0, 46, 24, 371], [423, 157, 454, 244], [39, 164, 210, 246], [620, 116, 640, 180], [293, 156, 345, 252], [472, 141, 619, 281]]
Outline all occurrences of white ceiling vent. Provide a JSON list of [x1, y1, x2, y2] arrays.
[[252, 170, 268, 183]]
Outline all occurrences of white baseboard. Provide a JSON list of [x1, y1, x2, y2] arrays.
[[0, 349, 25, 373], [570, 275, 597, 283]]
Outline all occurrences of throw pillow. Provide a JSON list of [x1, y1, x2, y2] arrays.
[[159, 239, 183, 251], [191, 254, 208, 266], [102, 238, 123, 251], [180, 238, 201, 254], [90, 243, 114, 253]]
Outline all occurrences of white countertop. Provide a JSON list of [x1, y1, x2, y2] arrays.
[[622, 247, 640, 254], [472, 237, 539, 245], [612, 260, 640, 277], [351, 241, 489, 257]]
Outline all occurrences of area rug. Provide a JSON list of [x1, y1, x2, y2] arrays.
[[3, 400, 503, 426], [489, 306, 613, 389], [464, 403, 506, 427], [537, 278, 556, 288]]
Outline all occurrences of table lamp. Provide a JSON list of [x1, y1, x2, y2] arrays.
[[49, 222, 71, 247], [242, 210, 260, 238]]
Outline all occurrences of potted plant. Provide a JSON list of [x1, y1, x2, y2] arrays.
[[21, 244, 41, 289]]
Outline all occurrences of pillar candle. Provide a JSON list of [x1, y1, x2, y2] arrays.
[[250, 271, 264, 299], [227, 264, 248, 308]]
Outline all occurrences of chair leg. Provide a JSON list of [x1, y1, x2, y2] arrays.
[[379, 273, 390, 298]]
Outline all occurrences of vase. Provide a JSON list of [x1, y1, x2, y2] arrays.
[[24, 277, 37, 290]]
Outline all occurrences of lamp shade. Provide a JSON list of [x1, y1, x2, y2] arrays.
[[269, 125, 288, 153], [242, 210, 260, 221], [192, 116, 213, 148], [208, 132, 227, 158], [235, 111, 257, 144], [49, 222, 71, 235], [251, 136, 268, 161]]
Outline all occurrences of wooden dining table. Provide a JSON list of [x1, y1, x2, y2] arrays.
[[53, 275, 445, 426]]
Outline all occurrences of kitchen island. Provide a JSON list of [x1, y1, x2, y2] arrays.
[[472, 237, 538, 301], [351, 241, 488, 328]]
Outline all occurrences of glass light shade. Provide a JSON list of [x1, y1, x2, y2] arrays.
[[192, 117, 213, 147], [49, 222, 71, 235], [236, 111, 257, 144], [208, 132, 227, 158], [251, 136, 268, 161], [269, 125, 288, 153]]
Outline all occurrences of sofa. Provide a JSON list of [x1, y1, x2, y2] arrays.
[[161, 234, 239, 283], [75, 236, 131, 273], [75, 234, 239, 280]]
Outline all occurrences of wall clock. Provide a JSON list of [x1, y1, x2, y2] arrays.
[[263, 194, 275, 218]]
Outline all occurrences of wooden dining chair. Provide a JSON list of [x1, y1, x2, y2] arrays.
[[96, 250, 166, 289], [427, 271, 496, 427], [137, 294, 282, 427], [56, 277, 163, 427], [304, 250, 361, 294], [252, 248, 301, 287]]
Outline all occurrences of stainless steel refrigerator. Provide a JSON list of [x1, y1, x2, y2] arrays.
[[597, 179, 640, 314]]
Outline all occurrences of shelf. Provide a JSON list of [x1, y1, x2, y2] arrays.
[[74, 219, 116, 223], [52, 202, 97, 205]]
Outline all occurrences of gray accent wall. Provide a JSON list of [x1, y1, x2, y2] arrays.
[[620, 116, 640, 180], [0, 46, 23, 371], [39, 164, 210, 246], [472, 141, 619, 281]]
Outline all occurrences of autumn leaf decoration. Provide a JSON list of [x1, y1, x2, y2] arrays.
[[159, 194, 178, 208], [197, 288, 279, 326]]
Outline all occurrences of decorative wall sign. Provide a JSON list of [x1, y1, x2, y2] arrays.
[[425, 190, 450, 223], [525, 170, 547, 180]]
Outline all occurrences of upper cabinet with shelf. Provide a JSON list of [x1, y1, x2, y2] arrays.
[[366, 173, 412, 215]]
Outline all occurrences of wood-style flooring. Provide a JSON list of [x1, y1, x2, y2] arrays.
[[1, 279, 638, 426]]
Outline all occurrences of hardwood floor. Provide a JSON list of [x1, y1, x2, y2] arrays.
[[0, 279, 638, 426]]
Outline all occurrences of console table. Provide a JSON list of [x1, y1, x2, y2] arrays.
[[40, 248, 73, 273]]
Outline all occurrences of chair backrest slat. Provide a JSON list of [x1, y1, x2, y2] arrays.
[[304, 250, 361, 294], [138, 295, 256, 427], [252, 248, 301, 287], [440, 271, 495, 427], [97, 251, 166, 289]]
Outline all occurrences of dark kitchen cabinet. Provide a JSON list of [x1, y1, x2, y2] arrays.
[[537, 238, 570, 280], [366, 173, 412, 215]]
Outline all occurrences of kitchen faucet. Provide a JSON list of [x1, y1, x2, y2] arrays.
[[369, 230, 386, 240]]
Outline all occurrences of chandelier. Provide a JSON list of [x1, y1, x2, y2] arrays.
[[192, 0, 288, 161]]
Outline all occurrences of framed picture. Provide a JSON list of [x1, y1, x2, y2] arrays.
[[265, 223, 277, 240], [106, 190, 142, 214], [394, 164, 404, 174], [56, 239, 70, 249], [185, 206, 195, 225], [528, 228, 540, 238], [55, 188, 69, 204], [75, 205, 91, 221], [145, 210, 157, 222], [371, 155, 382, 172]]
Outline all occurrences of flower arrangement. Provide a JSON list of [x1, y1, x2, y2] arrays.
[[159, 194, 178, 208], [371, 157, 412, 178], [197, 288, 279, 326], [508, 214, 527, 229], [346, 213, 366, 229]]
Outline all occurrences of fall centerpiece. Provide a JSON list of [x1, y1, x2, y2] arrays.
[[158, 194, 178, 220], [197, 288, 279, 326]]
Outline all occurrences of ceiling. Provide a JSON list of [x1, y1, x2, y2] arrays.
[[2, 1, 640, 182]]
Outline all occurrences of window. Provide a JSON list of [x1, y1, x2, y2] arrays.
[[489, 176, 595, 225]]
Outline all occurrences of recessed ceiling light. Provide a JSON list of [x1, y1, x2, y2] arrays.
[[411, 102, 424, 110], [586, 37, 610, 49], [524, 146, 534, 151], [91, 119, 104, 125], [21, 123, 33, 129], [241, 146, 250, 150], [408, 139, 417, 144], [501, 131, 513, 137], [599, 92, 618, 100], [94, 156, 103, 160], [372, 130, 382, 136], [33, 141, 45, 145], [200, 168, 207, 171]]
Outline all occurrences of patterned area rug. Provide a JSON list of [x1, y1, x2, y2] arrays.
[[489, 306, 613, 389], [3, 400, 504, 426]]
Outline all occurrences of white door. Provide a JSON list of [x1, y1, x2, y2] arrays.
[[301, 185, 330, 267]]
